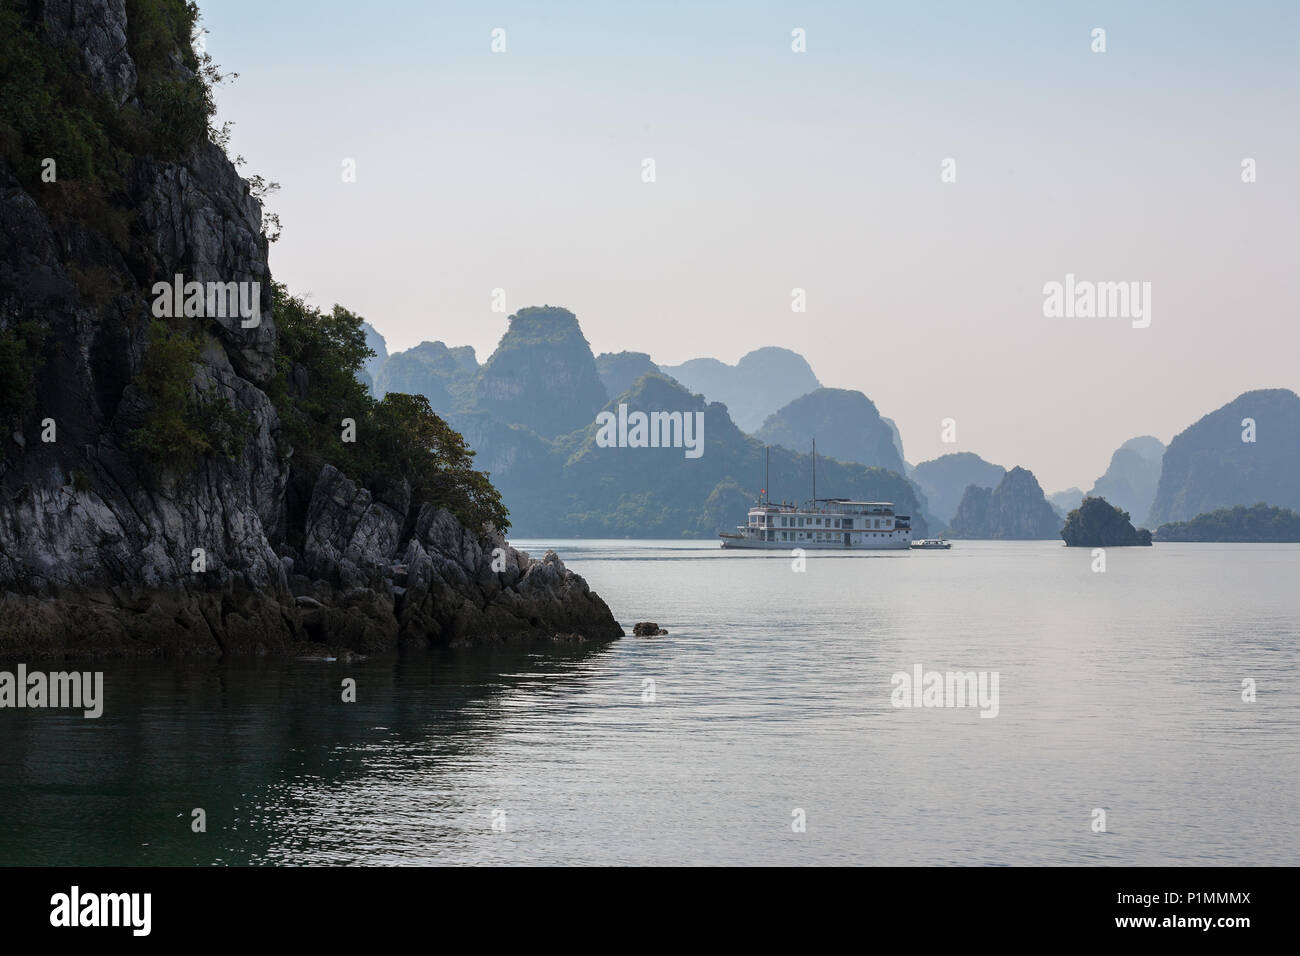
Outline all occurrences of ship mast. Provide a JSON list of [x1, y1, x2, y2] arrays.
[[765, 446, 770, 505], [812, 437, 816, 506]]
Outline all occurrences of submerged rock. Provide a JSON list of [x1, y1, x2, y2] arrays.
[[632, 622, 668, 636]]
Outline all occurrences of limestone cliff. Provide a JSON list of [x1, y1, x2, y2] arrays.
[[0, 0, 621, 656]]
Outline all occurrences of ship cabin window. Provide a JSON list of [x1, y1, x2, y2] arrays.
[[843, 519, 853, 529]]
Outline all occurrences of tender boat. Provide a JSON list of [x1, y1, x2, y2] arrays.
[[910, 538, 952, 550]]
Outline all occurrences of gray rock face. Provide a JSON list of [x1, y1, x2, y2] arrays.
[[0, 0, 622, 657], [42, 0, 138, 104], [395, 507, 623, 647], [302, 465, 404, 590]]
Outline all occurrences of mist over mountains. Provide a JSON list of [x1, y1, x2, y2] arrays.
[[362, 311, 1299, 540]]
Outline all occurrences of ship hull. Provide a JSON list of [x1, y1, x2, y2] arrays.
[[719, 536, 911, 551]]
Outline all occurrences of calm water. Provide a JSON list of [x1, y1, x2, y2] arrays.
[[1, 540, 1297, 866]]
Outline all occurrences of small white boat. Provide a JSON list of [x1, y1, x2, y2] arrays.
[[910, 538, 952, 550]]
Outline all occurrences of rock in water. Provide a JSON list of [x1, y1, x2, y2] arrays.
[[1060, 497, 1153, 547], [633, 622, 668, 636]]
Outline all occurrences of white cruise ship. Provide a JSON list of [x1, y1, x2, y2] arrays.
[[719, 498, 913, 550], [718, 443, 913, 550]]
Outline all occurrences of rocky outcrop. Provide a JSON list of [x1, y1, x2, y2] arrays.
[[0, 0, 622, 658], [1060, 496, 1152, 547], [396, 505, 621, 647]]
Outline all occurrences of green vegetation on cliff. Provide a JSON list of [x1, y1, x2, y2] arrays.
[[270, 284, 508, 537], [124, 317, 258, 465], [1060, 496, 1152, 547], [0, 0, 214, 211], [1155, 503, 1300, 542]]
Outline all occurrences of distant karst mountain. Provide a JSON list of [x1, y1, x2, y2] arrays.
[[883, 417, 906, 464], [359, 321, 388, 394], [1048, 488, 1085, 517], [948, 466, 1061, 540], [659, 347, 821, 433], [373, 340, 477, 408], [1088, 435, 1165, 528], [912, 453, 1007, 526], [474, 306, 609, 439], [1147, 389, 1300, 527], [596, 351, 664, 400], [754, 388, 906, 475], [356, 314, 926, 538]]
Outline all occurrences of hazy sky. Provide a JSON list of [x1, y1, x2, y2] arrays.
[[202, 0, 1298, 492]]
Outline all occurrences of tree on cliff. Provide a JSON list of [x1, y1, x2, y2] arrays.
[[271, 283, 508, 538]]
